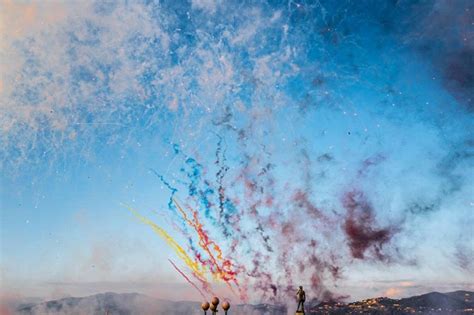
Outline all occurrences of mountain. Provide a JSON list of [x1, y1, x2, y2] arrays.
[[16, 293, 168, 315], [15, 292, 286, 315], [397, 291, 472, 309], [14, 291, 473, 314]]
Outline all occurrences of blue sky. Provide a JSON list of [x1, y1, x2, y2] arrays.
[[1, 0, 473, 304]]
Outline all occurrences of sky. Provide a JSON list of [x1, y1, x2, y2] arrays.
[[0, 0, 473, 306]]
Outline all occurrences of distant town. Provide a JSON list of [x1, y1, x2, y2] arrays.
[[308, 291, 473, 314]]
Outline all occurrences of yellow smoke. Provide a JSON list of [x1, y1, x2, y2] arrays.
[[124, 204, 206, 279]]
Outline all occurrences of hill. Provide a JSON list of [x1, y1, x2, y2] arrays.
[[309, 290, 473, 314], [15, 292, 286, 315], [14, 290, 473, 314]]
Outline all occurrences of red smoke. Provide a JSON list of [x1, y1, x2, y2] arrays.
[[342, 189, 397, 261]]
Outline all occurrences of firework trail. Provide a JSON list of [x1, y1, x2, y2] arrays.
[[168, 259, 206, 299], [215, 136, 229, 220], [149, 168, 178, 213], [129, 138, 401, 303], [124, 204, 207, 282], [166, 144, 218, 224], [125, 200, 242, 297], [173, 200, 240, 288]]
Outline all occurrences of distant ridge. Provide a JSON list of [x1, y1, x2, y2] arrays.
[[15, 290, 473, 314], [15, 292, 286, 315]]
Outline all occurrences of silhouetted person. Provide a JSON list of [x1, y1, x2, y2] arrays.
[[296, 286, 306, 313]]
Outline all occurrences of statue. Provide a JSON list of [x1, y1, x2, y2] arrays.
[[222, 301, 230, 315], [202, 297, 230, 314], [201, 302, 210, 315], [210, 297, 219, 315], [296, 286, 306, 314]]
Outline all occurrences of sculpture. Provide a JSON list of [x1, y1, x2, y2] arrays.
[[222, 301, 230, 315], [201, 301, 210, 315], [201, 297, 230, 314], [296, 286, 306, 314]]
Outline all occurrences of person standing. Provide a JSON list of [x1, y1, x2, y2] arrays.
[[296, 286, 306, 313]]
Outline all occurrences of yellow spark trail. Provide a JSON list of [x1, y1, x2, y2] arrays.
[[124, 204, 206, 280]]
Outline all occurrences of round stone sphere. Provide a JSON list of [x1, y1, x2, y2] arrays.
[[211, 296, 220, 306], [209, 303, 217, 311], [222, 301, 230, 311], [201, 302, 210, 311]]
